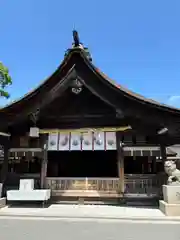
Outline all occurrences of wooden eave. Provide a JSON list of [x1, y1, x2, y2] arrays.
[[80, 52, 180, 115], [1, 47, 180, 124], [0, 49, 75, 114]]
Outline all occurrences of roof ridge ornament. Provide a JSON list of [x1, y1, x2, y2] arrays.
[[72, 30, 83, 49], [64, 31, 92, 61]]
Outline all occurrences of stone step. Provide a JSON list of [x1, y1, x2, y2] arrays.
[[51, 196, 158, 207]]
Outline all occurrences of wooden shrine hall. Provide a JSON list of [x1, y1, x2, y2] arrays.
[[0, 31, 180, 201]]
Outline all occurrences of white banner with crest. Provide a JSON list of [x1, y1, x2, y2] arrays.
[[58, 133, 70, 151], [48, 131, 117, 151], [70, 133, 81, 151], [48, 133, 58, 150], [81, 132, 93, 151], [105, 132, 116, 150], [93, 132, 105, 151]]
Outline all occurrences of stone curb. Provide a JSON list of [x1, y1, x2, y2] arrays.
[[0, 213, 180, 222]]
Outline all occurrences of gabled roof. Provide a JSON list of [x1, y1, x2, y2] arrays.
[[81, 51, 180, 114], [1, 31, 180, 117]]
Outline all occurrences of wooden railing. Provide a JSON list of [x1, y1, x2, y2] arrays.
[[45, 177, 120, 192], [45, 174, 165, 196], [124, 174, 165, 196]]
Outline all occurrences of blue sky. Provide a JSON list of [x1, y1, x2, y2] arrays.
[[0, 0, 180, 107]]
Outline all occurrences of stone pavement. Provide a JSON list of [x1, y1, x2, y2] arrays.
[[0, 217, 180, 240], [0, 204, 180, 221]]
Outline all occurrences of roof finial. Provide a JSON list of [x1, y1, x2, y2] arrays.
[[73, 30, 80, 47], [64, 30, 92, 61]]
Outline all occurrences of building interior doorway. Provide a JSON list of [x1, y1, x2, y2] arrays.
[[47, 150, 118, 178]]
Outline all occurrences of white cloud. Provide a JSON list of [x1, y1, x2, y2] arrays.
[[167, 95, 180, 107]]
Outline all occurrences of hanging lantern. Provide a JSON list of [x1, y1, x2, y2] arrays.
[[29, 127, 39, 138]]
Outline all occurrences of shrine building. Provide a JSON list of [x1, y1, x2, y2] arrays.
[[0, 31, 180, 202]]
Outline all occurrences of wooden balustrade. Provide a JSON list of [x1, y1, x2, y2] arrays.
[[124, 174, 165, 196], [45, 174, 164, 197], [45, 177, 120, 192]]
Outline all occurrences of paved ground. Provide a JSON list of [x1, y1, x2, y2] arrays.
[[0, 204, 166, 219], [0, 217, 179, 240]]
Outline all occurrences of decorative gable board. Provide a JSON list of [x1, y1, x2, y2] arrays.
[[105, 132, 116, 150], [70, 132, 81, 151], [93, 132, 105, 151], [48, 133, 58, 150], [82, 132, 93, 150], [58, 133, 70, 151]]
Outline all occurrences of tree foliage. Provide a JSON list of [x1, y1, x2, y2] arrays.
[[0, 62, 12, 98]]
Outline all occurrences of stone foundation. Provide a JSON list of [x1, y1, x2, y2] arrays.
[[0, 198, 6, 209], [159, 185, 180, 216], [0, 183, 2, 198]]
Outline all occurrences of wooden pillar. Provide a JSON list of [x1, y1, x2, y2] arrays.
[[160, 144, 167, 171], [0, 141, 10, 181], [116, 132, 125, 194], [0, 140, 10, 197], [152, 156, 157, 173], [40, 135, 48, 189]]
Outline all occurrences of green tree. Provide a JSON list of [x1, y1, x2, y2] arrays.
[[0, 62, 12, 98]]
